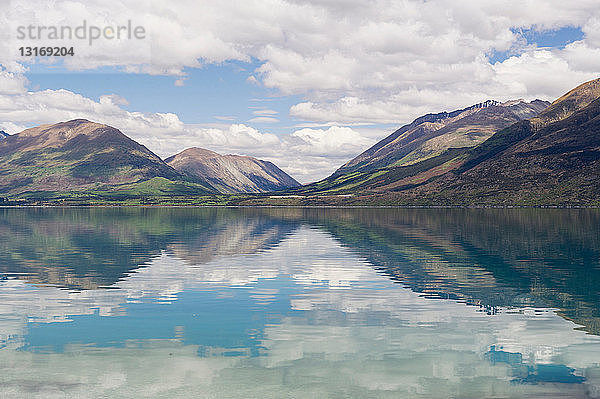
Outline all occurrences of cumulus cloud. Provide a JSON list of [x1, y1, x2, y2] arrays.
[[100, 94, 129, 106], [0, 87, 375, 182], [0, 68, 28, 95], [2, 1, 600, 95], [287, 126, 373, 157]]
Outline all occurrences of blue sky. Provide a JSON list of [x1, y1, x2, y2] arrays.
[[489, 26, 584, 64], [26, 62, 297, 125], [24, 60, 398, 136]]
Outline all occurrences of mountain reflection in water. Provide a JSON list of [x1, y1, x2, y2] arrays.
[[0, 207, 599, 398]]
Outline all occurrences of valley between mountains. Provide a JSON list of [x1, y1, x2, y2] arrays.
[[1, 78, 599, 206]]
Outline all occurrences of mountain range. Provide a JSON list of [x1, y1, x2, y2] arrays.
[[0, 120, 298, 197], [335, 99, 549, 176], [1, 78, 599, 205], [290, 78, 600, 206], [417, 78, 600, 205]]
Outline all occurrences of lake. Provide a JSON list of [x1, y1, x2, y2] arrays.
[[0, 207, 599, 398]]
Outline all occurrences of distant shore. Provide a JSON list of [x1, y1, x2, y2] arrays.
[[1, 194, 599, 208]]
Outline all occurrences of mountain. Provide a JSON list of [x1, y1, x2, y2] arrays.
[[413, 78, 600, 205], [0, 131, 8, 140], [0, 119, 213, 196], [295, 98, 548, 195], [335, 99, 549, 176], [165, 147, 300, 193], [287, 78, 600, 206]]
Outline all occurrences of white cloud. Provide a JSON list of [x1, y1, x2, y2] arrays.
[[251, 109, 278, 116], [0, 87, 376, 182], [100, 94, 129, 106], [492, 49, 599, 99], [214, 115, 236, 121], [2, 1, 599, 95], [0, 68, 28, 95], [287, 126, 374, 157], [246, 75, 259, 85], [247, 116, 279, 123]]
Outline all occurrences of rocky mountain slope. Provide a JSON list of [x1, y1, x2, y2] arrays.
[[0, 119, 213, 196], [414, 78, 600, 204], [290, 78, 600, 205], [165, 147, 300, 193], [0, 131, 8, 140], [335, 99, 549, 176]]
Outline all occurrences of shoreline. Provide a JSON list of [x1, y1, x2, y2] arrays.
[[1, 204, 599, 209]]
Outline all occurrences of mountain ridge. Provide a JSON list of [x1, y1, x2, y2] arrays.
[[334, 98, 549, 176], [2, 78, 600, 206], [418, 87, 600, 204], [0, 119, 301, 197], [0, 119, 214, 196], [531, 78, 600, 129], [165, 147, 300, 193], [283, 78, 600, 206]]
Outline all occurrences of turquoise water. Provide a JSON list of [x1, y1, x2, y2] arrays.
[[0, 208, 599, 398]]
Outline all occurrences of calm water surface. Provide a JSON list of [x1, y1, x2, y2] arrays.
[[0, 207, 599, 398]]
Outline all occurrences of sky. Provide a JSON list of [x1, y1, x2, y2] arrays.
[[0, 1, 599, 183]]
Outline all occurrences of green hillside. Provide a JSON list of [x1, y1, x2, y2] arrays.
[[0, 119, 215, 198]]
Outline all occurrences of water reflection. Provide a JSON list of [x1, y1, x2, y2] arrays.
[[298, 208, 600, 334], [0, 208, 298, 289], [485, 346, 586, 385], [0, 208, 599, 398]]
